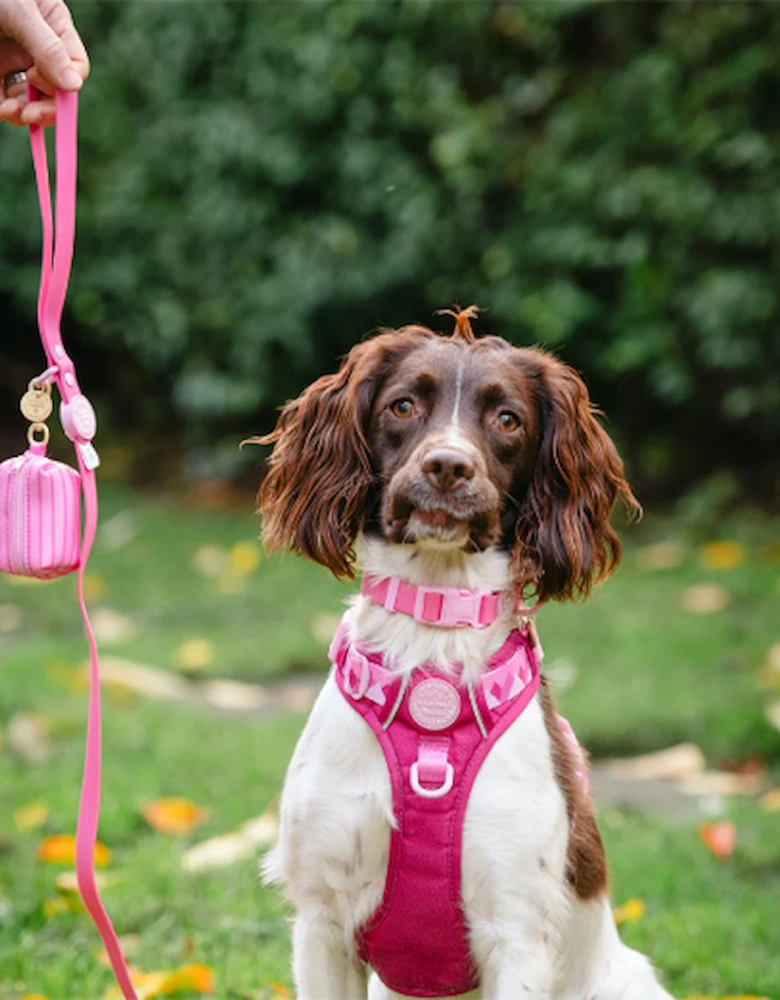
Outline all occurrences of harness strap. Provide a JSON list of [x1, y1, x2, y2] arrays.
[[28, 87, 138, 1000]]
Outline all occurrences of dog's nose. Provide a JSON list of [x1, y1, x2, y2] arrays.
[[421, 447, 475, 493]]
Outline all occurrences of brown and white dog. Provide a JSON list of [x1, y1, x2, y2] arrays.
[[257, 310, 673, 1000]]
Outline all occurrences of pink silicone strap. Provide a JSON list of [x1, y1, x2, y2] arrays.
[[29, 88, 138, 1000]]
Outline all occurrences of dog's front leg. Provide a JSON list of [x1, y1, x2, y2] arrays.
[[480, 937, 556, 1000], [293, 910, 368, 1000]]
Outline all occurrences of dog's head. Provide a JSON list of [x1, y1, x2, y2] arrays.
[[255, 309, 639, 602]]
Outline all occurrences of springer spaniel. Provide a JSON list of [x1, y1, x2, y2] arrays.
[[256, 309, 673, 1000]]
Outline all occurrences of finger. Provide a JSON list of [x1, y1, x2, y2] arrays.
[[19, 94, 56, 127], [0, 95, 27, 125], [0, 36, 33, 79], [9, 1, 83, 91], [42, 1, 90, 81], [26, 64, 56, 95]]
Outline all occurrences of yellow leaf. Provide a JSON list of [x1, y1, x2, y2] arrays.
[[699, 540, 747, 571], [264, 981, 292, 999], [37, 833, 111, 867], [83, 572, 107, 601], [174, 638, 214, 670], [229, 540, 261, 577], [679, 584, 730, 615], [104, 963, 214, 1000], [760, 788, 780, 813], [612, 897, 645, 926], [142, 797, 208, 835], [23, 995, 51, 999], [14, 801, 49, 831], [43, 893, 82, 917]]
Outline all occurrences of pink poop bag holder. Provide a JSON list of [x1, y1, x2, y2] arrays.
[[0, 89, 139, 999]]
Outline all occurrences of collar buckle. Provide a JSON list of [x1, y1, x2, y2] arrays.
[[413, 586, 494, 629]]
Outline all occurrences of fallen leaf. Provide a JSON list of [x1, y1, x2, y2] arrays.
[[98, 511, 138, 552], [174, 638, 214, 670], [8, 713, 52, 763], [83, 572, 107, 601], [757, 642, 780, 690], [55, 869, 115, 895], [699, 821, 737, 859], [602, 743, 705, 781], [104, 962, 214, 1000], [637, 541, 685, 572], [192, 544, 227, 578], [182, 808, 278, 873], [92, 608, 138, 646], [699, 540, 747, 570], [0, 603, 22, 633], [229, 540, 261, 577], [765, 701, 780, 732], [43, 893, 82, 917], [37, 834, 111, 867], [181, 831, 256, 873], [142, 798, 208, 835], [101, 657, 193, 702], [22, 994, 51, 999], [679, 584, 730, 614], [201, 678, 268, 712], [264, 983, 292, 999], [759, 788, 780, 813], [14, 801, 49, 831], [678, 771, 764, 797], [613, 897, 645, 926]]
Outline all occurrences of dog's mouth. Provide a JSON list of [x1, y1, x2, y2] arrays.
[[385, 491, 499, 550]]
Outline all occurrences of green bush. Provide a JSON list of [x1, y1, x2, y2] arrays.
[[1, 0, 778, 497]]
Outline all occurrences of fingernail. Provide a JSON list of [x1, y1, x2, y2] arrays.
[[62, 67, 83, 90]]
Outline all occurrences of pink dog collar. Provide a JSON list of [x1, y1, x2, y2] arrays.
[[361, 574, 502, 628]]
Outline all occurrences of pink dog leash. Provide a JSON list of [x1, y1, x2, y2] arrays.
[[28, 86, 139, 1000]]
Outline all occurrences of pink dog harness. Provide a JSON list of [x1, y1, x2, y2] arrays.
[[330, 587, 542, 997]]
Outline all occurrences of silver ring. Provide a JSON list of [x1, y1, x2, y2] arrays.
[[3, 70, 28, 91]]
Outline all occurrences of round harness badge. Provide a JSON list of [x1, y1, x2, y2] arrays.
[[408, 677, 460, 731]]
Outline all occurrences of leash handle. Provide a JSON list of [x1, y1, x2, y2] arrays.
[[28, 87, 139, 1000]]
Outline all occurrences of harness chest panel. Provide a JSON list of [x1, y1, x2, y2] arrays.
[[331, 623, 540, 998]]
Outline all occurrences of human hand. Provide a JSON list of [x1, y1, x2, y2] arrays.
[[0, 0, 89, 126]]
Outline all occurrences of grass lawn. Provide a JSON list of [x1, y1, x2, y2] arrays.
[[0, 483, 778, 999]]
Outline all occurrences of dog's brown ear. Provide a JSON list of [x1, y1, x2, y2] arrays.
[[252, 345, 380, 578], [512, 351, 640, 603]]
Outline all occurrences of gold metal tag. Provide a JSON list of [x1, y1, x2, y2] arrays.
[[20, 380, 53, 423]]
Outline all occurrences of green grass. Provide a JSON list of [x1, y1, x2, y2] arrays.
[[1, 485, 779, 999]]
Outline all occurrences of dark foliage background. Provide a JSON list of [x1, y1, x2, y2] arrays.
[[1, 0, 779, 501]]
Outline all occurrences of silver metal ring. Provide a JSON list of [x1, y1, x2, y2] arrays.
[[3, 70, 28, 91]]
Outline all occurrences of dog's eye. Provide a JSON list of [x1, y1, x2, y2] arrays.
[[496, 411, 520, 433], [391, 398, 415, 419]]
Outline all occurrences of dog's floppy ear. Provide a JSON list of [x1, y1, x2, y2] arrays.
[[512, 351, 640, 603], [253, 336, 400, 578]]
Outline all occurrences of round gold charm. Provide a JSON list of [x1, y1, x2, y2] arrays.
[[20, 389, 53, 423]]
